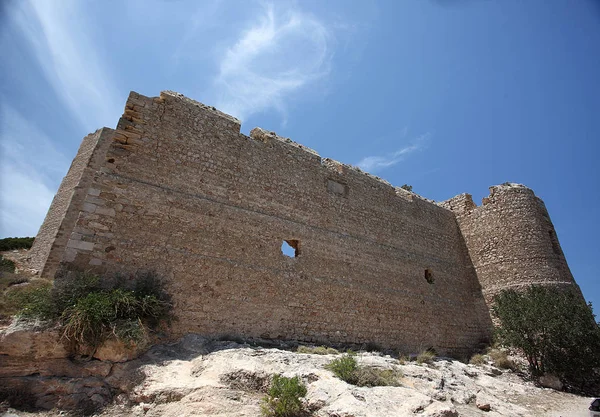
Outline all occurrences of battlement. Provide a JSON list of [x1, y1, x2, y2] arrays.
[[29, 91, 580, 355], [114, 91, 444, 211]]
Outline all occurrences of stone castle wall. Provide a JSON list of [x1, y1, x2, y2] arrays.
[[29, 91, 578, 354]]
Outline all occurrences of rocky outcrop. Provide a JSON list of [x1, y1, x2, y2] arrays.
[[0, 331, 593, 416], [0, 321, 145, 412]]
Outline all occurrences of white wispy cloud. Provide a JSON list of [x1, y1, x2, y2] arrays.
[[357, 132, 431, 173], [0, 105, 69, 237], [214, 3, 332, 122], [1, 1, 122, 237], [11, 0, 121, 129]]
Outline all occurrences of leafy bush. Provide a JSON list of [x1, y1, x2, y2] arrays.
[[326, 354, 401, 387], [13, 270, 172, 353], [296, 345, 339, 355], [493, 285, 600, 394], [0, 237, 34, 251], [4, 279, 54, 319], [326, 354, 359, 384], [400, 184, 413, 192], [0, 256, 16, 273], [416, 349, 436, 365], [261, 374, 307, 417]]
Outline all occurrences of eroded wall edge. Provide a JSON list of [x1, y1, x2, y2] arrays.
[[28, 128, 115, 278]]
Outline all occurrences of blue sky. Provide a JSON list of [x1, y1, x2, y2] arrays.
[[1, 0, 598, 308]]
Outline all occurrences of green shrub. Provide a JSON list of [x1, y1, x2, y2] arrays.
[[493, 285, 600, 394], [326, 354, 401, 387], [326, 354, 359, 384], [6, 280, 54, 319], [0, 237, 34, 251], [469, 353, 486, 365], [13, 270, 172, 353], [416, 349, 436, 365], [261, 374, 307, 417], [0, 256, 16, 273], [296, 345, 339, 355]]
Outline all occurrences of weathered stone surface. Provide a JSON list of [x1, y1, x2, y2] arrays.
[[0, 321, 68, 359], [477, 402, 491, 411], [93, 337, 145, 362], [0, 333, 592, 415], [539, 373, 564, 390], [101, 336, 592, 417]]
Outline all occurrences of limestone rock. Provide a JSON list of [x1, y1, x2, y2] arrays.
[[539, 373, 564, 391], [93, 337, 145, 362], [0, 334, 593, 415], [0, 320, 68, 359], [477, 402, 491, 411]]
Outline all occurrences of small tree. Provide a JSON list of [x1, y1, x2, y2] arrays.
[[400, 184, 413, 192], [261, 375, 307, 417], [493, 285, 600, 394]]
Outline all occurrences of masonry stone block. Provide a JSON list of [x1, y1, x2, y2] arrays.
[[66, 240, 95, 252]]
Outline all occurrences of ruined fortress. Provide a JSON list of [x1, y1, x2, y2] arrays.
[[28, 91, 580, 355]]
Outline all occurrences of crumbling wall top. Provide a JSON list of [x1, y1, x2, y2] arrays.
[[442, 183, 538, 215], [160, 90, 242, 129]]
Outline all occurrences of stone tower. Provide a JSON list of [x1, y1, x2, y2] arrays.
[[441, 184, 581, 307]]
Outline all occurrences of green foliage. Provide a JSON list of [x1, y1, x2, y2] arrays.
[[326, 354, 401, 387], [326, 354, 359, 384], [0, 237, 34, 251], [51, 270, 102, 317], [11, 282, 55, 319], [261, 374, 307, 417], [493, 285, 600, 394], [400, 184, 413, 192], [13, 270, 172, 352], [416, 349, 436, 365], [296, 345, 339, 355], [0, 256, 16, 273]]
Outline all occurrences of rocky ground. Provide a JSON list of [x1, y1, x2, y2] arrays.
[[0, 334, 593, 417]]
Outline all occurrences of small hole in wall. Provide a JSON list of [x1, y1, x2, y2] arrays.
[[281, 240, 300, 258], [424, 269, 434, 284], [107, 158, 115, 163]]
